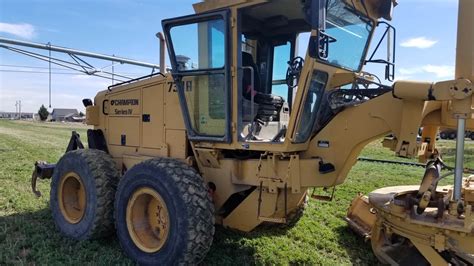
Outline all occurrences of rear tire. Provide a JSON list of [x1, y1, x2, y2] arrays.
[[114, 158, 215, 265], [449, 132, 456, 140], [439, 132, 447, 139], [50, 149, 119, 240]]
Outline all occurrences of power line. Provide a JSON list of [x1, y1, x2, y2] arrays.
[[0, 69, 144, 77], [0, 69, 92, 75], [48, 42, 51, 107], [0, 64, 74, 71], [0, 64, 152, 74]]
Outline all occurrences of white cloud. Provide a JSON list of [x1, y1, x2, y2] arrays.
[[399, 67, 421, 76], [394, 75, 412, 81], [0, 22, 36, 39], [400, 37, 438, 49], [423, 65, 455, 78], [398, 64, 455, 80]]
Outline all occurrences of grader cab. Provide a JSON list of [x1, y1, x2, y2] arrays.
[[31, 0, 474, 264]]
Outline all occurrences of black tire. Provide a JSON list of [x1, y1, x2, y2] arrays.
[[439, 132, 447, 140], [470, 133, 474, 141], [114, 158, 215, 265], [449, 132, 456, 140], [50, 149, 119, 240]]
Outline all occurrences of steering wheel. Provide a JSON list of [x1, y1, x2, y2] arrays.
[[286, 57, 304, 88]]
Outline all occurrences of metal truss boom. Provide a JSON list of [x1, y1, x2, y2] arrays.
[[0, 37, 160, 69]]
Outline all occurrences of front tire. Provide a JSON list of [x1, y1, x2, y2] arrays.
[[50, 149, 119, 240], [114, 158, 215, 265]]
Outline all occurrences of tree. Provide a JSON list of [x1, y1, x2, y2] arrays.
[[38, 105, 49, 121]]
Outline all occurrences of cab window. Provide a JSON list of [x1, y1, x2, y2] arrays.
[[164, 13, 230, 140], [271, 42, 292, 101], [170, 19, 225, 70]]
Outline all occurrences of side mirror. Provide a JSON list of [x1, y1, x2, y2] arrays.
[[308, 32, 337, 60], [306, 0, 332, 60]]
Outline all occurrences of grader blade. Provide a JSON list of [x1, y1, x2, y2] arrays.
[[344, 194, 376, 240]]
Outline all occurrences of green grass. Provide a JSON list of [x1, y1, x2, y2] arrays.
[[0, 119, 473, 265]]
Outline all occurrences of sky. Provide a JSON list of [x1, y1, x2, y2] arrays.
[[0, 0, 460, 113]]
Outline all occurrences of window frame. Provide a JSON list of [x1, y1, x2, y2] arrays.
[[323, 5, 374, 71], [162, 10, 232, 143], [308, 0, 376, 73], [268, 37, 296, 105], [292, 70, 329, 144]]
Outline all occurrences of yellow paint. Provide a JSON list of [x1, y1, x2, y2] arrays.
[[126, 187, 170, 253], [58, 172, 86, 224]]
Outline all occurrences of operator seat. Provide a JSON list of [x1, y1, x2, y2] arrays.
[[242, 52, 260, 99], [242, 52, 284, 122]]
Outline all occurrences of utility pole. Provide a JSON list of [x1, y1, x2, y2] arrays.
[[14, 100, 22, 120]]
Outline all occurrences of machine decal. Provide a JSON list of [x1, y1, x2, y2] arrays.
[[114, 109, 133, 115], [109, 94, 141, 116], [110, 99, 139, 106], [167, 81, 193, 93]]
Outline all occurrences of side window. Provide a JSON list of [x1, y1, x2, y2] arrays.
[[209, 20, 225, 69], [170, 19, 225, 70], [166, 15, 229, 139], [208, 21, 226, 119], [294, 71, 328, 143], [271, 42, 291, 101]]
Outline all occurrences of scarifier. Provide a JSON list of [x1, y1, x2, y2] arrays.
[[31, 0, 474, 264]]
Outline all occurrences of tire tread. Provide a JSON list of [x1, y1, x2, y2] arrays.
[[52, 149, 119, 240], [115, 157, 214, 265]]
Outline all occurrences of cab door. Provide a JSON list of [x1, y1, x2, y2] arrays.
[[163, 11, 231, 143]]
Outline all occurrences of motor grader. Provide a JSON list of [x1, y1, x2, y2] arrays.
[[30, 0, 474, 264]]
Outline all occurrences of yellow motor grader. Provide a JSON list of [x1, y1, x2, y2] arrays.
[[31, 0, 474, 264]]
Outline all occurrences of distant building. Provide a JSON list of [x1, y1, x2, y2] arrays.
[[64, 113, 85, 123], [51, 109, 79, 122], [0, 112, 34, 119]]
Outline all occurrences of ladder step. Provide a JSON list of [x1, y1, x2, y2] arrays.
[[311, 195, 332, 201], [258, 216, 287, 223]]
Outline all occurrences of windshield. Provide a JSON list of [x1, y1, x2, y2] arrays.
[[325, 0, 373, 71]]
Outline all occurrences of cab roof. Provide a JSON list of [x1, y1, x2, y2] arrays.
[[193, 0, 397, 21]]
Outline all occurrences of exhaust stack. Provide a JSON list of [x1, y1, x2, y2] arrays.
[[156, 32, 166, 74], [455, 0, 474, 81], [452, 0, 474, 201]]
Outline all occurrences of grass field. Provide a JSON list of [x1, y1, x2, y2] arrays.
[[0, 119, 473, 265]]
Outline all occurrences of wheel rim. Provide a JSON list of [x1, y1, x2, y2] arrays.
[[126, 187, 170, 253], [58, 172, 86, 224]]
